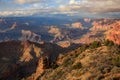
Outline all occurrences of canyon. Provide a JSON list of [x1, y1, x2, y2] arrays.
[[0, 17, 120, 80]]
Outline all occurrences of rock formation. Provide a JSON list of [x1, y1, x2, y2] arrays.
[[21, 30, 41, 42], [74, 19, 120, 45], [48, 26, 64, 42], [106, 20, 120, 44], [0, 40, 63, 80], [71, 22, 84, 29]]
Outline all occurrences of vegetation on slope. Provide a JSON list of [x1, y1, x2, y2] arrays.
[[38, 40, 120, 80], [0, 40, 120, 80]]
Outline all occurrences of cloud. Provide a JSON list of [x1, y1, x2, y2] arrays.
[[0, 9, 39, 16], [60, 0, 120, 14], [13, 0, 45, 4], [69, 0, 75, 4], [0, 0, 120, 17]]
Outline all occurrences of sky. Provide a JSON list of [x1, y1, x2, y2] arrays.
[[0, 0, 120, 18]]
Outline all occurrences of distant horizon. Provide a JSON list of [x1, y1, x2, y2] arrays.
[[0, 14, 120, 19]]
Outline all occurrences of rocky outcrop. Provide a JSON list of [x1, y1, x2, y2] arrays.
[[57, 41, 71, 48], [90, 19, 116, 31], [106, 21, 120, 44], [90, 19, 120, 45], [21, 30, 41, 42], [10, 22, 18, 30], [0, 22, 18, 33], [73, 31, 104, 44], [0, 40, 63, 80], [71, 22, 84, 29], [75, 19, 120, 45], [84, 18, 91, 23], [48, 26, 64, 42], [48, 26, 62, 37]]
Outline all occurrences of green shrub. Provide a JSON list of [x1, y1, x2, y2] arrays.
[[111, 77, 120, 80], [112, 56, 120, 67], [57, 71, 64, 76], [72, 62, 82, 69], [103, 39, 120, 54], [103, 39, 114, 47], [63, 57, 74, 67], [51, 63, 59, 69], [79, 45, 89, 53], [110, 44, 120, 54], [49, 71, 64, 80], [111, 66, 119, 73], [90, 41, 101, 49]]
